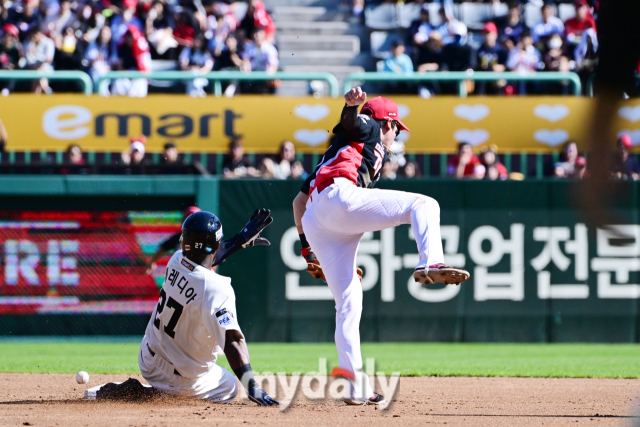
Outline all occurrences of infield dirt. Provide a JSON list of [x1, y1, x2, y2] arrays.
[[1, 374, 639, 426]]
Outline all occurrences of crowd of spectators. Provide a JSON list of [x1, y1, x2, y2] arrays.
[[39, 136, 308, 178], [0, 0, 278, 95], [221, 138, 308, 179], [382, 0, 598, 95], [443, 142, 511, 180], [1, 133, 639, 181], [437, 134, 638, 182]]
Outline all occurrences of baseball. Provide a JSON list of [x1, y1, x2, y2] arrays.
[[75, 371, 89, 384]]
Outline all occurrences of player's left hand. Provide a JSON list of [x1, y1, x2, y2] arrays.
[[237, 208, 273, 249], [145, 262, 156, 275], [248, 386, 279, 407], [249, 235, 270, 246], [344, 86, 367, 107]]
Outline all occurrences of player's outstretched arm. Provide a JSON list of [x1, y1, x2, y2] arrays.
[[293, 191, 327, 281], [340, 87, 369, 134], [224, 330, 279, 407], [212, 208, 273, 267]]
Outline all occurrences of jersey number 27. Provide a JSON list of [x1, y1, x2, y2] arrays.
[[153, 288, 183, 339]]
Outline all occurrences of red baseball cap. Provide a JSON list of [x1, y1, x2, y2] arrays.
[[574, 0, 588, 7], [183, 206, 201, 219], [483, 22, 498, 34], [123, 0, 137, 9], [130, 135, 146, 144], [360, 96, 410, 132], [619, 134, 633, 148], [2, 24, 19, 38]]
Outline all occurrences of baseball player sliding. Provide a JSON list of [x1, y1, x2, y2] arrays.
[[137, 209, 278, 406], [292, 87, 470, 405]]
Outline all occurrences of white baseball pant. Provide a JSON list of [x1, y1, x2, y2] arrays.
[[138, 337, 238, 402], [301, 178, 444, 401]]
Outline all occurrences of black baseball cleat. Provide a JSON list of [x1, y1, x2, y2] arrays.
[[344, 393, 385, 406], [414, 264, 470, 286], [96, 378, 159, 401]]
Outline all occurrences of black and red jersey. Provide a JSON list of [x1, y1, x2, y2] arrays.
[[301, 105, 389, 196]]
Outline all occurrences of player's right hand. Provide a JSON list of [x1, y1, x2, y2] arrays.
[[344, 86, 367, 107], [248, 386, 279, 407]]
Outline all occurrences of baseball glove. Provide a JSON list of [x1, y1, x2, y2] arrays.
[[237, 208, 273, 248], [306, 259, 326, 281]]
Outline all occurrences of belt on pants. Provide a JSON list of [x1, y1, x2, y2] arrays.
[[311, 177, 354, 200], [147, 343, 182, 377]]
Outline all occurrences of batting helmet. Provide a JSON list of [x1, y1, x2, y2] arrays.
[[181, 211, 223, 256]]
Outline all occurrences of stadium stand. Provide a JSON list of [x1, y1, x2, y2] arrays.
[[0, 0, 600, 95], [0, 0, 630, 181]]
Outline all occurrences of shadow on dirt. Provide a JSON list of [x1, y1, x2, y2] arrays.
[[428, 413, 640, 419]]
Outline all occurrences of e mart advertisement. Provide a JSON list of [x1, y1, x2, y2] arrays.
[[2, 95, 640, 153]]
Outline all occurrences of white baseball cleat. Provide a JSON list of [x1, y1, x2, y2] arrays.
[[414, 264, 470, 286], [344, 392, 385, 406]]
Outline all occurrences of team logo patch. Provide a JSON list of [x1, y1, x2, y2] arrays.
[[215, 227, 223, 241], [181, 258, 195, 271], [358, 115, 370, 124], [215, 308, 233, 327], [184, 244, 191, 251]]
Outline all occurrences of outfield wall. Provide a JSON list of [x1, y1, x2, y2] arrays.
[[1, 177, 640, 342]]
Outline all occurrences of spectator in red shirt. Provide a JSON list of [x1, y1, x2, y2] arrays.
[[480, 145, 508, 180], [447, 142, 485, 179], [60, 144, 87, 175], [173, 11, 196, 47], [564, 0, 596, 45], [240, 0, 275, 44]]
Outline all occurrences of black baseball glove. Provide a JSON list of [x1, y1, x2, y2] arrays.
[[248, 386, 280, 407], [237, 208, 273, 248]]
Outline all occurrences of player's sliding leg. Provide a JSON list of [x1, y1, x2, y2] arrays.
[[139, 337, 239, 402]]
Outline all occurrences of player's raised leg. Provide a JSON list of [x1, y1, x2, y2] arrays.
[[353, 186, 469, 285], [309, 181, 468, 286]]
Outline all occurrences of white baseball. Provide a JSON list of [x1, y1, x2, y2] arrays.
[[76, 371, 89, 384]]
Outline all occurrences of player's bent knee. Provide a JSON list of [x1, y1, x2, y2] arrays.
[[413, 195, 440, 215], [225, 382, 239, 403], [426, 196, 440, 215], [204, 370, 239, 403]]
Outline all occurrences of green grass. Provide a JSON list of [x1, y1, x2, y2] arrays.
[[1, 340, 640, 378]]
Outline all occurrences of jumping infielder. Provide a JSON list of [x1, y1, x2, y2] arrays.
[[292, 88, 470, 405], [138, 209, 279, 406]]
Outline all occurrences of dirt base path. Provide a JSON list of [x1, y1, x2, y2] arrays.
[[1, 374, 639, 427]]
